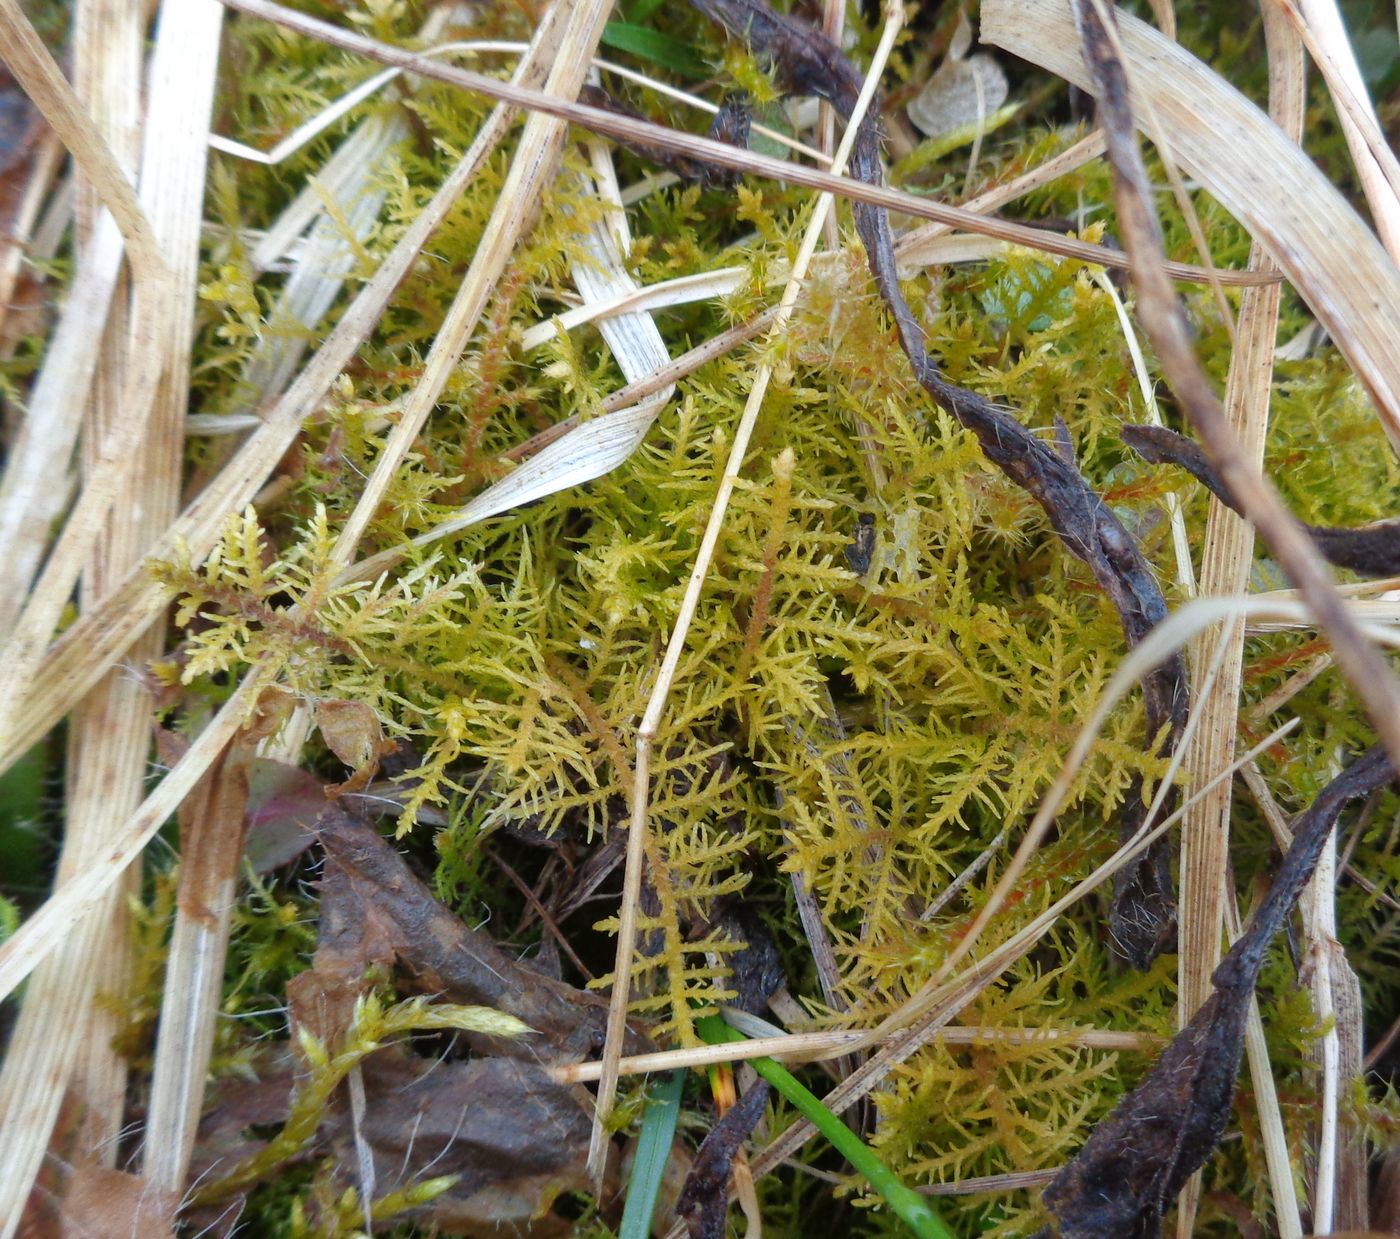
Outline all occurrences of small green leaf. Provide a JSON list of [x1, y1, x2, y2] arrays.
[[695, 1016, 956, 1239], [620, 1069, 686, 1239], [601, 22, 711, 79]]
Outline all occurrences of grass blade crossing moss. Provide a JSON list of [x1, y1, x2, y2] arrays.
[[695, 1015, 954, 1239]]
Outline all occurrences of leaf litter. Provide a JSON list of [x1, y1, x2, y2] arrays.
[[186, 807, 650, 1234], [686, 0, 1187, 968], [1038, 746, 1395, 1238]]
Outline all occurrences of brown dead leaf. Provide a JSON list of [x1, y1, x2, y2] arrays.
[[243, 758, 326, 874], [906, 12, 1009, 139], [321, 1046, 601, 1238], [186, 1040, 606, 1239], [315, 698, 386, 769], [293, 809, 647, 1063], [1040, 746, 1393, 1238], [20, 1159, 177, 1239], [676, 1080, 770, 1239]]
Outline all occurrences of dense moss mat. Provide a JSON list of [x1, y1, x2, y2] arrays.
[[6, 0, 1399, 1234]]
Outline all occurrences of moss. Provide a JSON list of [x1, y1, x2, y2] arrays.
[[62, 0, 1394, 1232]]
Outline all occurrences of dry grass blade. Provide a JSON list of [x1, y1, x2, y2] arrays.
[[893, 128, 1107, 270], [1300, 788, 1372, 1231], [214, 0, 1270, 289], [1222, 891, 1304, 1239], [323, 0, 615, 571], [1168, 2, 1302, 1229], [0, 0, 583, 1009], [1068, 0, 1400, 774], [554, 1025, 1158, 1084], [142, 743, 253, 1192], [0, 3, 221, 1229], [1279, 0, 1400, 261], [0, 0, 163, 275], [0, 3, 570, 773], [589, 0, 905, 1187], [655, 717, 1304, 1239], [981, 0, 1400, 447]]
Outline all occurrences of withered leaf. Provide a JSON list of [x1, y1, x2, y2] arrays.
[[292, 809, 647, 1062], [185, 1043, 602, 1239], [20, 1158, 177, 1239], [687, 0, 1187, 968], [1041, 745, 1394, 1239], [321, 1046, 598, 1239], [1123, 423, 1400, 576], [315, 698, 385, 770], [676, 1080, 770, 1239], [242, 758, 326, 874], [707, 900, 785, 1016]]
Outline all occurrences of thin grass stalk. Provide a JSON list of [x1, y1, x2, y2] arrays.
[[0, 0, 172, 635], [1304, 819, 1342, 1233], [981, 0, 1400, 448], [142, 744, 253, 1191], [216, 0, 1268, 288], [817, 0, 844, 252], [1223, 892, 1305, 1239], [1174, 4, 1303, 1231], [589, 1, 906, 1185], [0, 130, 63, 342], [1282, 0, 1400, 261], [661, 719, 1302, 1239], [553, 1025, 1161, 1084]]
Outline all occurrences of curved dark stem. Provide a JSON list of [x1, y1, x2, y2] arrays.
[[1124, 423, 1400, 576]]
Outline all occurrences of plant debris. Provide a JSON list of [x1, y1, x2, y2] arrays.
[[290, 809, 648, 1063], [689, 0, 1188, 968], [1039, 743, 1395, 1238], [1069, 0, 1400, 770], [579, 85, 751, 190], [1124, 423, 1400, 576], [676, 1079, 770, 1239], [188, 808, 629, 1233]]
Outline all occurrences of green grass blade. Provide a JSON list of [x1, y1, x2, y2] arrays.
[[600, 23, 711, 79], [619, 1068, 686, 1239], [695, 1015, 955, 1239]]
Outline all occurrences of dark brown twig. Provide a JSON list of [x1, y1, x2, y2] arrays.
[[1123, 423, 1400, 576], [1039, 744, 1394, 1238]]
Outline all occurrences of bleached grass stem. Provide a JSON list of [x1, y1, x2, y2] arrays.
[[215, 0, 1263, 289]]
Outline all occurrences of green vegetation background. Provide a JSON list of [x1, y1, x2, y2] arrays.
[[3, 0, 1399, 1234]]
